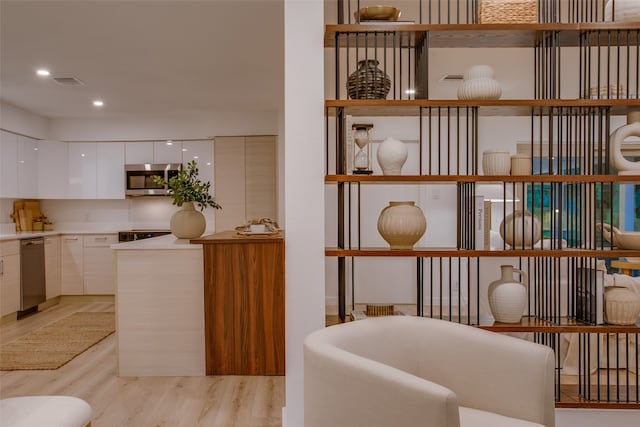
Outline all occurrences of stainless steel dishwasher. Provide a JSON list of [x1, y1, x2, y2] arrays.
[[20, 237, 46, 314]]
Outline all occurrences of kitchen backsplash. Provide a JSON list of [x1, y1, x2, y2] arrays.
[[1, 197, 215, 233]]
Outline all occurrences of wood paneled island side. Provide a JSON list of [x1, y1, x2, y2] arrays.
[[191, 231, 285, 375]]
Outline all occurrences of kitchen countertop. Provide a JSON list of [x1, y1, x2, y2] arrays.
[[0, 230, 121, 242], [111, 233, 201, 250]]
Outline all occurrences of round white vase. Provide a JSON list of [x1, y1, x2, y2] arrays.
[[457, 77, 502, 100], [457, 65, 502, 100], [377, 201, 427, 250], [500, 210, 541, 249], [488, 265, 528, 323], [610, 111, 640, 175], [170, 201, 206, 239], [376, 137, 408, 175], [604, 286, 640, 325], [605, 0, 640, 22]]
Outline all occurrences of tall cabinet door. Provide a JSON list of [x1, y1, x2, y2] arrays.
[[0, 130, 19, 198], [245, 136, 277, 222], [38, 141, 68, 199], [68, 143, 97, 198], [97, 142, 125, 199], [18, 136, 39, 198], [44, 236, 62, 299], [214, 137, 246, 232]]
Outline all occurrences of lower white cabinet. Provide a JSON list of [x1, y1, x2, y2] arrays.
[[83, 234, 117, 294], [60, 234, 117, 295], [44, 236, 62, 299], [0, 240, 20, 316], [61, 235, 84, 295]]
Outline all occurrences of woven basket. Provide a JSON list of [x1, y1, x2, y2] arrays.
[[479, 0, 537, 24], [365, 304, 395, 317]]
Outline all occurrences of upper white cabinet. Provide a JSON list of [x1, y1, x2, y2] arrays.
[[38, 140, 68, 199], [125, 141, 154, 164], [0, 130, 19, 198], [182, 140, 214, 185], [68, 143, 97, 199], [97, 142, 125, 199], [126, 141, 185, 164], [154, 140, 183, 164], [17, 136, 38, 198]]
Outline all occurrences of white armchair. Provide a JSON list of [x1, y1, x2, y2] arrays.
[[304, 316, 555, 427]]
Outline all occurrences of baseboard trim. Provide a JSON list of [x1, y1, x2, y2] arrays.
[[60, 295, 115, 303]]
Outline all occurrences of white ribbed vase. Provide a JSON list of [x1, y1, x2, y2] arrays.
[[482, 150, 511, 175], [610, 111, 640, 175], [377, 201, 426, 250], [376, 137, 408, 175], [488, 265, 528, 323], [457, 78, 502, 100], [605, 286, 640, 325], [500, 210, 541, 249], [605, 0, 640, 22], [170, 202, 206, 239]]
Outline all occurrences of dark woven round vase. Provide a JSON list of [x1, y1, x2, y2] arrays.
[[347, 59, 391, 100]]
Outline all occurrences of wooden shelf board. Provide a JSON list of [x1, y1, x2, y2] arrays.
[[558, 384, 640, 408], [325, 99, 639, 116], [325, 247, 640, 258], [325, 23, 640, 48], [325, 174, 640, 183]]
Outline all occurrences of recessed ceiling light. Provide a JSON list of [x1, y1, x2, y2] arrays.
[[405, 89, 416, 94], [166, 141, 173, 146], [93, 100, 104, 107], [193, 156, 199, 159], [182, 148, 188, 152], [36, 69, 50, 76]]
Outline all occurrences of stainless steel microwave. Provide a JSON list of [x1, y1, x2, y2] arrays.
[[125, 164, 181, 196]]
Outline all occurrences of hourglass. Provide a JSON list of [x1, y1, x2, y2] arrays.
[[352, 124, 373, 174]]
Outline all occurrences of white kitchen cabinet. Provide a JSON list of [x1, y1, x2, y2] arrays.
[[125, 141, 154, 164], [0, 130, 19, 198], [44, 236, 61, 299], [154, 140, 183, 164], [18, 136, 39, 198], [37, 140, 68, 199], [0, 240, 20, 317], [83, 234, 117, 295], [182, 140, 214, 185], [97, 142, 125, 199], [61, 235, 83, 295], [67, 143, 97, 199]]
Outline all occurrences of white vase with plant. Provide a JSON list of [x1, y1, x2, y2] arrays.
[[153, 160, 221, 239]]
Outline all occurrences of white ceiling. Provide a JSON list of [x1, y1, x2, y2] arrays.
[[0, 0, 284, 119]]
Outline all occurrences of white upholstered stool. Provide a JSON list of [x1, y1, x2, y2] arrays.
[[0, 396, 92, 427]]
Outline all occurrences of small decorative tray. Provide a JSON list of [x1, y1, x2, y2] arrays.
[[237, 230, 280, 236]]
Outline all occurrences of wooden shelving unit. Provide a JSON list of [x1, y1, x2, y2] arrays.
[[325, 0, 640, 408]]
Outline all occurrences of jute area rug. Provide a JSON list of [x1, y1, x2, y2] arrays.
[[0, 312, 115, 371]]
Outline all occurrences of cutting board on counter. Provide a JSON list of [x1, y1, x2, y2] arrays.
[[10, 200, 41, 232]]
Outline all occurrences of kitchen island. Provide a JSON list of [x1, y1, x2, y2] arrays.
[[191, 231, 285, 375], [111, 234, 205, 376]]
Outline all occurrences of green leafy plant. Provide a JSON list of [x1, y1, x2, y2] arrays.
[[153, 160, 221, 212]]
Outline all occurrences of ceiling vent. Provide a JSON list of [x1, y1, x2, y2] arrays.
[[439, 74, 464, 82], [52, 76, 85, 86]]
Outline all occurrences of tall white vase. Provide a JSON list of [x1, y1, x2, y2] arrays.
[[610, 111, 640, 175], [377, 201, 426, 250], [376, 137, 408, 175], [488, 265, 528, 323], [170, 201, 206, 239]]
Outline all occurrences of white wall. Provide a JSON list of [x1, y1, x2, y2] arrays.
[[283, 1, 325, 426], [0, 100, 50, 139], [48, 111, 278, 141]]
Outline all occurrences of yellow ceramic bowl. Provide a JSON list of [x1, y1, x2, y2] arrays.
[[355, 6, 401, 21]]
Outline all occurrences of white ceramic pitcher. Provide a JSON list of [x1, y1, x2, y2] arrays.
[[488, 265, 528, 323]]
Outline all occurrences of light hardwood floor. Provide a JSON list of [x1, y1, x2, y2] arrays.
[[0, 301, 284, 427]]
